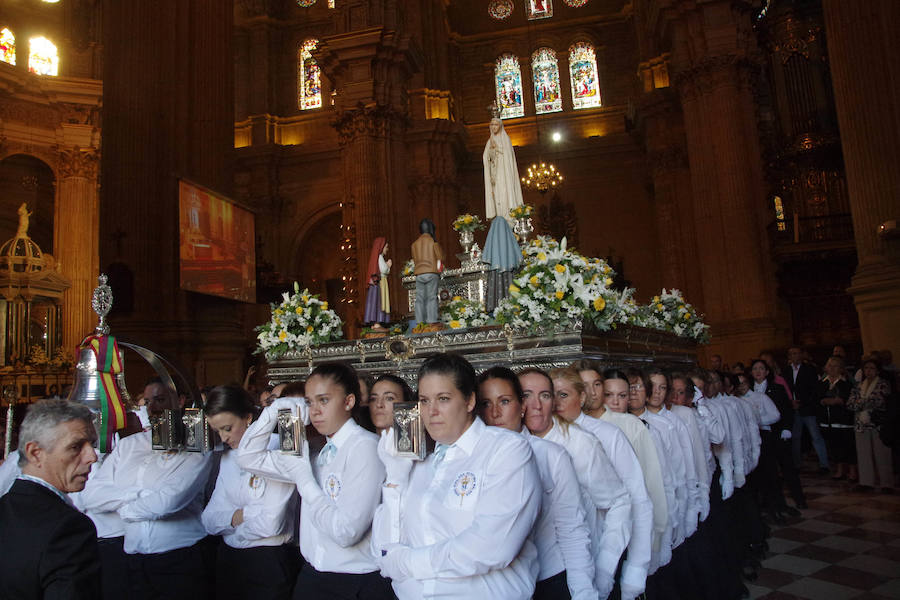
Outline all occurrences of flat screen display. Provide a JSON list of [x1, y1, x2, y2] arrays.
[[178, 179, 256, 303]]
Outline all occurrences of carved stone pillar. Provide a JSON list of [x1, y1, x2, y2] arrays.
[[638, 89, 703, 304], [55, 147, 100, 351], [317, 27, 420, 328], [669, 1, 779, 357], [823, 0, 900, 357]]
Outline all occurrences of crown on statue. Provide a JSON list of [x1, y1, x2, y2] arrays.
[[487, 101, 502, 120]]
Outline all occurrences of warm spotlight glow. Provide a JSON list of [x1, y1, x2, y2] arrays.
[[552, 131, 562, 142]]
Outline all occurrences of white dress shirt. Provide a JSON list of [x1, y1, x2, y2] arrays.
[[545, 419, 631, 598], [79, 431, 212, 554], [0, 450, 20, 497], [713, 394, 746, 492], [372, 417, 541, 600], [201, 450, 297, 548], [743, 389, 780, 430], [575, 413, 652, 598], [71, 458, 126, 539], [695, 396, 733, 498], [637, 409, 688, 554], [238, 416, 384, 574], [669, 405, 711, 520], [657, 407, 701, 538], [521, 428, 597, 600], [598, 411, 667, 559], [732, 394, 761, 473]]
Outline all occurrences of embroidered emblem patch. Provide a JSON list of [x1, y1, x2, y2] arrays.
[[324, 473, 342, 500], [248, 473, 265, 498], [453, 471, 477, 506]]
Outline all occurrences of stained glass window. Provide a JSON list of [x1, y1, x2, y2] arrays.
[[568, 42, 601, 109], [0, 28, 15, 66], [28, 36, 58, 76], [525, 0, 553, 20], [298, 39, 322, 111], [532, 48, 562, 114], [495, 54, 524, 119], [328, 0, 335, 7]]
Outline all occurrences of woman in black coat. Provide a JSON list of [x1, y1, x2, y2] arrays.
[[817, 356, 855, 481]]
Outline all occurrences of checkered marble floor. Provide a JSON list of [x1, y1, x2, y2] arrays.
[[748, 470, 900, 600]]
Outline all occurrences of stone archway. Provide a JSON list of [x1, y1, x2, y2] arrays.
[[291, 209, 346, 324]]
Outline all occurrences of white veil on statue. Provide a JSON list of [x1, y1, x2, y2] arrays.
[[483, 117, 524, 223]]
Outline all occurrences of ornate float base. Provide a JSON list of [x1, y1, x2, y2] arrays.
[[267, 322, 697, 385]]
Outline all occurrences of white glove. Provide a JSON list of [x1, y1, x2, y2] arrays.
[[780, 430, 792, 441], [377, 542, 412, 582], [273, 440, 316, 492], [378, 428, 414, 487], [620, 581, 644, 600], [271, 397, 310, 425]]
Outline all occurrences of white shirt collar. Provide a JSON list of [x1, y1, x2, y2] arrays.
[[448, 417, 484, 458], [327, 417, 358, 450]]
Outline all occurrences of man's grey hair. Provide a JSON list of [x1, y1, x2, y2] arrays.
[[17, 400, 95, 467]]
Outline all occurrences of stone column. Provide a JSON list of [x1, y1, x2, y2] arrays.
[[823, 0, 900, 357], [668, 1, 780, 358], [55, 147, 100, 352], [638, 89, 703, 304]]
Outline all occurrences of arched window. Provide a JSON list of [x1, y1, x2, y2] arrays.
[[0, 28, 15, 66], [532, 48, 562, 114], [298, 39, 322, 110], [28, 36, 58, 76], [773, 195, 786, 232], [494, 53, 524, 119], [569, 42, 601, 109]]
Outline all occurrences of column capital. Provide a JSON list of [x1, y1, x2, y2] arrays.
[[57, 146, 99, 180]]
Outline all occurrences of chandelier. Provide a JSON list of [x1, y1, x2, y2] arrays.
[[521, 162, 563, 193]]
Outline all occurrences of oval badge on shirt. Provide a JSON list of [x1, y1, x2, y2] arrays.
[[452, 471, 477, 507], [247, 473, 266, 499], [324, 473, 342, 500]]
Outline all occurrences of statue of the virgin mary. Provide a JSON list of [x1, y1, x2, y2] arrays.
[[483, 106, 524, 223]]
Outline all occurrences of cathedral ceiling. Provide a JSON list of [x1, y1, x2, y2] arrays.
[[446, 0, 631, 38]]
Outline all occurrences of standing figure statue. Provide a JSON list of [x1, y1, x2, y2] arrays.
[[16, 203, 32, 238], [483, 114, 524, 223], [363, 237, 392, 330], [411, 219, 443, 327]]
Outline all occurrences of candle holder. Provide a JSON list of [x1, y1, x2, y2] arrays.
[[277, 407, 306, 456], [392, 401, 426, 460]]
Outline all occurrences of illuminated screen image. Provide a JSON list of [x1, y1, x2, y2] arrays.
[[179, 180, 256, 303]]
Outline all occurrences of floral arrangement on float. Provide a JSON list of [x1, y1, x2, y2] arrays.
[[509, 204, 534, 219], [401, 258, 415, 277], [452, 214, 486, 233], [630, 288, 711, 343], [493, 236, 634, 334], [441, 296, 492, 330], [255, 283, 344, 358]]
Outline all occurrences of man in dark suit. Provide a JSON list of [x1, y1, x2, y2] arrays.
[[0, 399, 101, 599], [786, 346, 830, 471]]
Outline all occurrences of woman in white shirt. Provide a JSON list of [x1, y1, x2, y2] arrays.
[[201, 385, 299, 600], [534, 367, 633, 599], [373, 353, 542, 599], [477, 366, 596, 600], [237, 363, 393, 600]]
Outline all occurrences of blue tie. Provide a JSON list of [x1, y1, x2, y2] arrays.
[[431, 443, 450, 468], [317, 440, 337, 467]]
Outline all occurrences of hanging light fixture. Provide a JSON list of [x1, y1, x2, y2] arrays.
[[521, 162, 563, 193]]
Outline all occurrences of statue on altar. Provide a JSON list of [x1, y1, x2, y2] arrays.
[[411, 219, 443, 327], [364, 237, 392, 329], [482, 217, 522, 312], [483, 105, 524, 223], [16, 203, 32, 238]]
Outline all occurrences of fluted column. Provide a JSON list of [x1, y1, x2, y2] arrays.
[[55, 147, 100, 352], [667, 0, 779, 358], [823, 0, 900, 357]]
